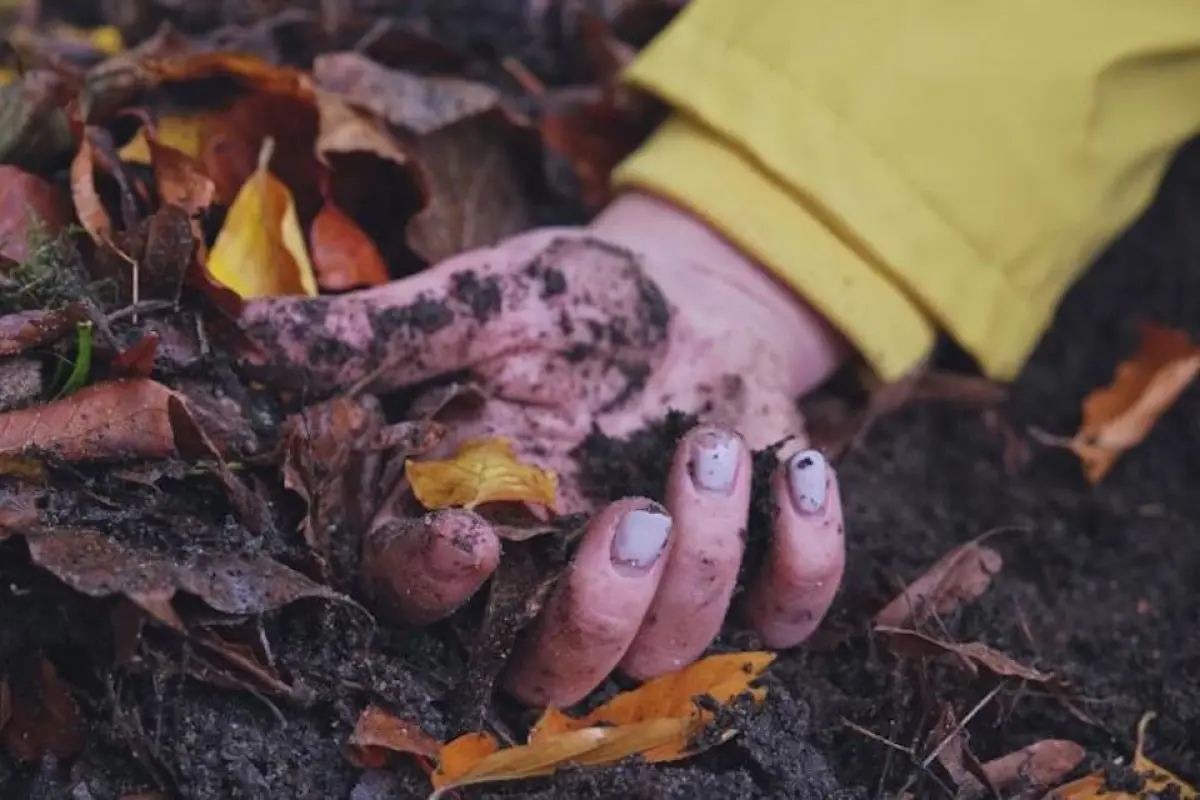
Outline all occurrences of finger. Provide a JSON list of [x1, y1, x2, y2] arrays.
[[501, 498, 673, 706], [741, 449, 845, 647], [237, 234, 671, 401], [361, 508, 501, 626], [618, 426, 750, 679]]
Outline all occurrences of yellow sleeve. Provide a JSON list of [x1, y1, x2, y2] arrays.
[[611, 0, 1200, 382]]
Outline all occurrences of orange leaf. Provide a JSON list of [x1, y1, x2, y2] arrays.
[[405, 438, 557, 512], [1047, 713, 1195, 799], [207, 138, 317, 299], [428, 652, 775, 795], [345, 704, 439, 768], [309, 200, 389, 291], [531, 651, 775, 762], [144, 53, 311, 99], [1070, 322, 1200, 483]]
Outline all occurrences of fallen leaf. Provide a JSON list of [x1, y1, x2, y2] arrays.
[[1047, 713, 1194, 799], [141, 117, 216, 239], [433, 719, 693, 795], [346, 705, 440, 768], [0, 378, 230, 463], [875, 539, 1004, 628], [0, 166, 72, 263], [313, 52, 501, 136], [406, 438, 557, 512], [70, 127, 115, 245], [877, 627, 1055, 683], [120, 113, 210, 164], [185, 630, 313, 703], [0, 304, 88, 356], [432, 652, 773, 793], [23, 526, 345, 631], [309, 198, 390, 291], [956, 739, 1084, 799], [282, 395, 446, 573], [314, 88, 408, 167], [0, 70, 76, 174], [2, 657, 84, 762], [405, 116, 532, 263], [1070, 322, 1200, 483], [207, 137, 318, 299], [110, 332, 159, 378]]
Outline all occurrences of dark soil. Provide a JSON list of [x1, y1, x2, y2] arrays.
[[2, 3, 1200, 799]]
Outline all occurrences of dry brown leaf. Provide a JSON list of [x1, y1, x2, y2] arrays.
[[119, 113, 211, 164], [957, 739, 1084, 798], [313, 52, 501, 136], [314, 88, 408, 167], [2, 657, 84, 762], [141, 117, 216, 242], [207, 138, 318, 299], [0, 165, 71, 262], [185, 630, 312, 702], [346, 704, 440, 768], [874, 540, 1003, 628], [877, 627, 1055, 683], [1047, 713, 1194, 799], [23, 526, 344, 631], [406, 437, 557, 512], [431, 652, 774, 794], [405, 116, 532, 264], [0, 378, 228, 463], [1070, 322, 1200, 483], [0, 304, 88, 357], [309, 199, 390, 291]]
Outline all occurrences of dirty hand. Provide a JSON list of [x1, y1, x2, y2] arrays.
[[240, 192, 849, 706]]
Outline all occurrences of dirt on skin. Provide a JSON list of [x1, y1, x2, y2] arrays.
[[3, 4, 1200, 800]]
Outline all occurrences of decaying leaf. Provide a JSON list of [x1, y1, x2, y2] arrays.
[[184, 629, 313, 703], [1047, 713, 1194, 799], [346, 704, 440, 768], [431, 652, 775, 794], [314, 88, 408, 167], [0, 304, 87, 356], [313, 52, 502, 137], [2, 657, 84, 762], [70, 127, 116, 245], [1070, 322, 1200, 483], [207, 138, 318, 299], [21, 526, 344, 631], [0, 378, 231, 463], [406, 437, 557, 512], [959, 739, 1085, 798], [309, 198, 390, 291], [405, 116, 532, 264], [875, 539, 1004, 628], [877, 627, 1055, 683], [140, 118, 216, 243], [0, 165, 72, 263]]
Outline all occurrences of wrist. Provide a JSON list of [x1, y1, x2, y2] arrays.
[[591, 190, 850, 395]]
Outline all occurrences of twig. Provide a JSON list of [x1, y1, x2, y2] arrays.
[[920, 683, 1003, 770]]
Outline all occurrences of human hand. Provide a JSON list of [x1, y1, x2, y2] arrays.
[[240, 192, 850, 706]]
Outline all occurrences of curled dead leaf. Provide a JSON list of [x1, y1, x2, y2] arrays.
[[0, 165, 72, 263], [406, 438, 557, 512], [2, 657, 83, 762], [346, 705, 440, 768], [0, 304, 88, 357], [1069, 322, 1200, 483], [874, 539, 1004, 628], [877, 627, 1055, 683], [309, 199, 390, 291]]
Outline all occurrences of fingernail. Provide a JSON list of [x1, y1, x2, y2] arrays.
[[788, 450, 828, 515], [689, 429, 739, 493], [611, 506, 672, 570]]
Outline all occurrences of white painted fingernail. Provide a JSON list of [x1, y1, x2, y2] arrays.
[[788, 450, 828, 515], [689, 429, 739, 493], [611, 507, 671, 571]]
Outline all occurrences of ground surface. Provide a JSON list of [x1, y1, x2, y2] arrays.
[[2, 3, 1200, 799]]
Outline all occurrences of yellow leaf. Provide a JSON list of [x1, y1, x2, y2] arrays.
[[1070, 322, 1200, 483], [120, 114, 208, 164], [207, 138, 317, 299], [1047, 712, 1195, 799], [427, 652, 775, 796], [406, 438, 558, 511]]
